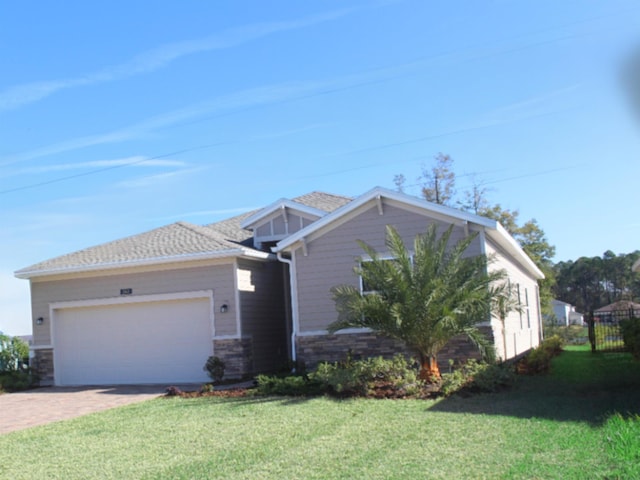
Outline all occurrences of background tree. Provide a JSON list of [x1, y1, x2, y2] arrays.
[[329, 224, 506, 381], [392, 154, 557, 315], [420, 153, 456, 206], [553, 250, 640, 312]]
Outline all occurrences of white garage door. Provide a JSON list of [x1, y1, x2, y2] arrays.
[[53, 297, 213, 386]]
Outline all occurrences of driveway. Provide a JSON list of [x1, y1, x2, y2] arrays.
[[0, 385, 167, 434]]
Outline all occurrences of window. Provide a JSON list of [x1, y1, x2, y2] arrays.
[[525, 288, 531, 328], [517, 283, 523, 329], [359, 257, 398, 295]]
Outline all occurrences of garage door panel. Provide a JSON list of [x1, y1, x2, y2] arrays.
[[54, 298, 213, 386]]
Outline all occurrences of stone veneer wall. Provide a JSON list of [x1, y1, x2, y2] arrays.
[[33, 349, 54, 386], [213, 338, 253, 378], [296, 326, 496, 371]]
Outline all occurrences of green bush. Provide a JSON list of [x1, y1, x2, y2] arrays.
[[0, 334, 29, 372], [0, 370, 38, 393], [312, 354, 423, 397], [255, 374, 324, 396], [203, 356, 225, 383], [620, 318, 640, 360], [517, 335, 565, 375], [441, 360, 515, 396]]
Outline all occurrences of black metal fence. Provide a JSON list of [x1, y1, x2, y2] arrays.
[[587, 308, 640, 352]]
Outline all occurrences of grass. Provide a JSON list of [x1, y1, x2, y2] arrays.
[[0, 345, 639, 479]]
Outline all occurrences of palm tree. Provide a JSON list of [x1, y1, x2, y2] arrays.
[[329, 224, 506, 381]]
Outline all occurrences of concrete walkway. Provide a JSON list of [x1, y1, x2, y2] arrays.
[[0, 385, 167, 435]]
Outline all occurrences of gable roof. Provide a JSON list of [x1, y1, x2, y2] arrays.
[[240, 192, 352, 230], [15, 191, 351, 280], [15, 221, 270, 279], [274, 186, 544, 280], [594, 300, 640, 313]]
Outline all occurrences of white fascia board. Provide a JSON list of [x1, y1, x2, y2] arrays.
[[240, 198, 327, 229], [15, 248, 272, 280], [486, 224, 545, 280], [273, 186, 496, 253]]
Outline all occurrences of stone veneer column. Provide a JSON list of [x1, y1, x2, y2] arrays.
[[32, 349, 54, 386], [212, 338, 253, 378]]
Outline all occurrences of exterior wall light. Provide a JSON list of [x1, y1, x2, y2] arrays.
[[36, 317, 44, 325], [220, 304, 229, 314]]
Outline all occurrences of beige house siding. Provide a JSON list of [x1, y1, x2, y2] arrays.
[[293, 203, 482, 333], [30, 262, 237, 346], [237, 259, 288, 373], [486, 237, 542, 360]]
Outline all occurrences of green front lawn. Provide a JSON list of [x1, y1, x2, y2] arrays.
[[1, 346, 639, 479]]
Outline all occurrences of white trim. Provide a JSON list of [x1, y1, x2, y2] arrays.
[[297, 327, 372, 336], [272, 186, 543, 281], [15, 249, 272, 280], [49, 290, 214, 310], [213, 335, 242, 340], [276, 251, 300, 364], [233, 260, 242, 337], [274, 186, 495, 254], [241, 199, 327, 229], [49, 289, 215, 386]]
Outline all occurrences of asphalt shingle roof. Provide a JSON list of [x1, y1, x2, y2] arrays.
[[16, 191, 353, 277]]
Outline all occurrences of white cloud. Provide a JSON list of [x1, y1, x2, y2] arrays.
[[2, 156, 187, 178], [0, 60, 425, 167], [115, 167, 205, 189], [0, 8, 356, 113]]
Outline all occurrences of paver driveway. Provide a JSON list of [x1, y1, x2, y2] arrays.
[[0, 386, 166, 434]]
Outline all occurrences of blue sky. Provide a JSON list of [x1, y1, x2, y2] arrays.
[[2, 1, 640, 335]]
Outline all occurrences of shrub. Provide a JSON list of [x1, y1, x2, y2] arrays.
[[0, 334, 29, 372], [517, 335, 565, 375], [312, 354, 423, 397], [165, 386, 183, 396], [200, 383, 215, 393], [255, 374, 324, 396], [0, 370, 38, 393], [620, 318, 640, 360], [203, 356, 225, 383], [440, 360, 515, 396]]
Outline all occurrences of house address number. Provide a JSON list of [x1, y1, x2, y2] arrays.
[[120, 288, 133, 295]]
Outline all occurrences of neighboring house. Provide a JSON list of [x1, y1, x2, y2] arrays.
[[550, 299, 584, 326], [15, 187, 544, 386], [594, 300, 640, 322]]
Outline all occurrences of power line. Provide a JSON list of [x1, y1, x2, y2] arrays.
[[0, 142, 231, 195]]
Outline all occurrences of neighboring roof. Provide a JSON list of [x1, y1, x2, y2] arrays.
[[274, 186, 544, 280], [594, 300, 640, 313], [552, 299, 573, 307], [15, 221, 270, 279]]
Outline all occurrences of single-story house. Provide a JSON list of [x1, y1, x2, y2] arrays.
[[15, 187, 544, 386], [550, 299, 584, 326], [594, 300, 640, 322]]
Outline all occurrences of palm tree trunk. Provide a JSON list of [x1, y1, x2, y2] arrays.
[[419, 353, 441, 382]]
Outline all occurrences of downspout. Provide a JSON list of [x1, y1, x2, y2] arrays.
[[276, 251, 298, 369]]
